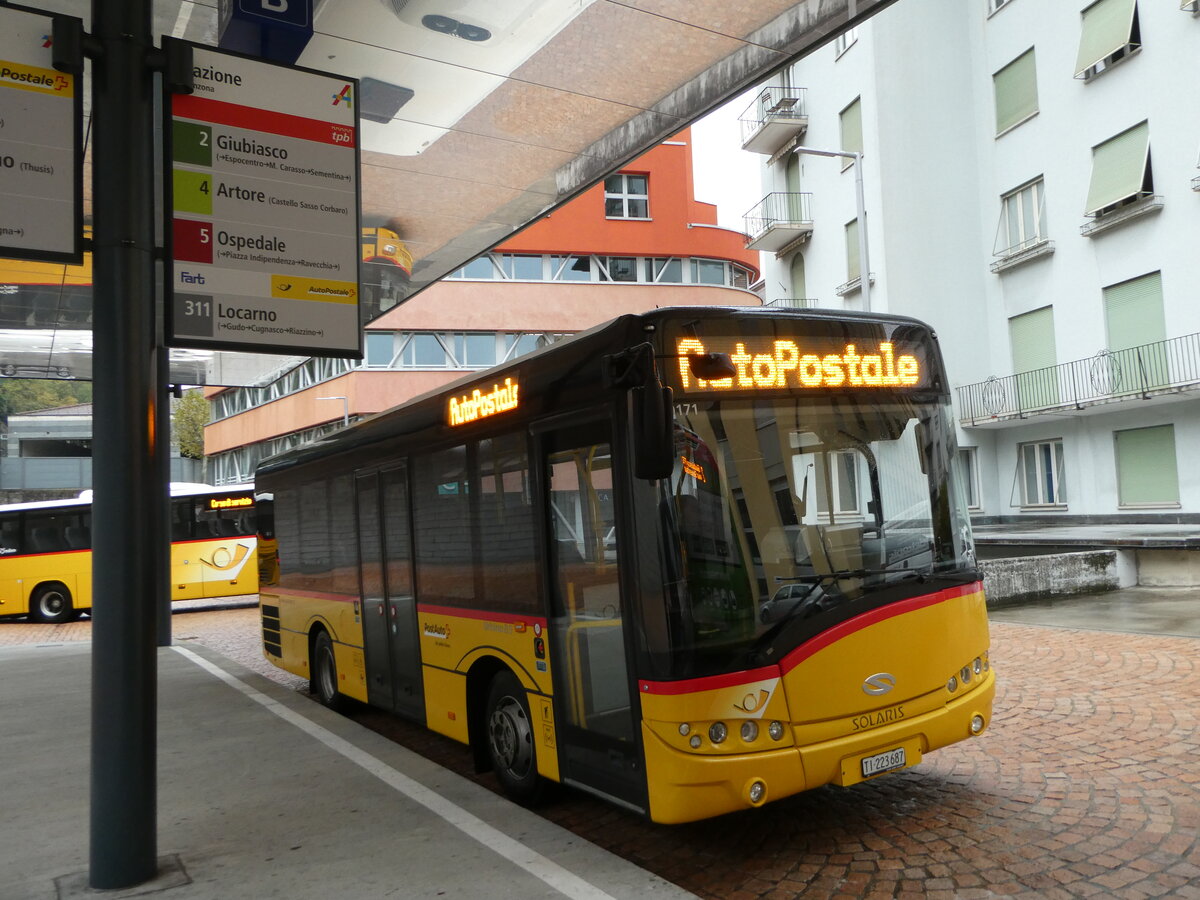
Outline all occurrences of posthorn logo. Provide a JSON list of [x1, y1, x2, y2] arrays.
[[862, 673, 896, 696]]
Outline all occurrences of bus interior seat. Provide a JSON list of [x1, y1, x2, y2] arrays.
[[65, 525, 91, 549], [31, 526, 66, 553]]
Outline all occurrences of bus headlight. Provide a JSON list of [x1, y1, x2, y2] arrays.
[[973, 657, 983, 675], [708, 722, 728, 744], [947, 676, 958, 692], [748, 781, 766, 804], [678, 723, 690, 736], [961, 666, 972, 684], [689, 735, 702, 749], [970, 714, 986, 735], [740, 720, 759, 743], [768, 720, 785, 741]]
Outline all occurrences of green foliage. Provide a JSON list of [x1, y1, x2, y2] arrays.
[[174, 389, 210, 460], [0, 379, 93, 418]]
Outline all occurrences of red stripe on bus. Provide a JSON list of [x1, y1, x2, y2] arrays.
[[779, 581, 982, 673], [172, 94, 356, 147], [636, 582, 982, 696], [639, 664, 782, 697], [417, 604, 548, 629]]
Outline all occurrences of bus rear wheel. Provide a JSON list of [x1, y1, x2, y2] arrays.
[[311, 630, 343, 711], [29, 583, 76, 624], [485, 671, 544, 805]]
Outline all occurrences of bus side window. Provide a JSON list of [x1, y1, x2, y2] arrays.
[[0, 512, 21, 555], [171, 499, 194, 541]]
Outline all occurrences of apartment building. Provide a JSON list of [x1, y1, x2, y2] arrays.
[[746, 0, 1200, 523], [205, 129, 761, 483]]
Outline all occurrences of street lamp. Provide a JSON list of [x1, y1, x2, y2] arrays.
[[317, 395, 349, 428], [793, 146, 871, 312]]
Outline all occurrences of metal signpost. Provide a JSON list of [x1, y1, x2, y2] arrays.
[[0, 2, 82, 263], [165, 41, 362, 358]]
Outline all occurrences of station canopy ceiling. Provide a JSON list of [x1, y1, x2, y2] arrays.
[[3, 0, 894, 386]]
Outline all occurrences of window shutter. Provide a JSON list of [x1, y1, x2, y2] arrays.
[[1115, 425, 1179, 505], [1104, 271, 1164, 351], [839, 98, 862, 168], [845, 219, 860, 281], [994, 49, 1038, 134], [1084, 121, 1149, 215], [1009, 306, 1056, 373], [1075, 0, 1138, 77]]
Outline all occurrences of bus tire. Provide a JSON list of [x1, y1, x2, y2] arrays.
[[311, 630, 343, 711], [485, 671, 544, 805], [29, 583, 76, 624]]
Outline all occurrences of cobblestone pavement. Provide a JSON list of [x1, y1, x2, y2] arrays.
[[4, 606, 1198, 899]]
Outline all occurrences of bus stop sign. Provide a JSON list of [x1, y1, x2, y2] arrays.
[[218, 0, 314, 65]]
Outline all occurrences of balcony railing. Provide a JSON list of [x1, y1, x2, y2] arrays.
[[957, 333, 1200, 425], [744, 192, 813, 253], [739, 86, 808, 156], [766, 297, 817, 309]]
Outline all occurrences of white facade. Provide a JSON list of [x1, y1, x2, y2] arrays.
[[749, 0, 1200, 522]]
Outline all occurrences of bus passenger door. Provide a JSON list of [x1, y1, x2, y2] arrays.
[[381, 464, 423, 720], [541, 422, 645, 812], [357, 466, 424, 719], [357, 472, 393, 710]]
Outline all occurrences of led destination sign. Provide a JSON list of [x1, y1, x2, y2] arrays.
[[208, 495, 254, 510], [676, 338, 924, 392], [447, 377, 520, 426]]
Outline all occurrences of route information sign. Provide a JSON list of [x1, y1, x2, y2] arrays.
[[0, 4, 82, 263], [166, 41, 361, 357]]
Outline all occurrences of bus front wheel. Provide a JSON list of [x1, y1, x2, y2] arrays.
[[311, 630, 343, 711], [29, 583, 76, 624], [485, 671, 544, 805]]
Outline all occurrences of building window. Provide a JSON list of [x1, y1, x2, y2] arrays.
[[551, 255, 592, 281], [497, 254, 543, 280], [599, 257, 637, 282], [839, 97, 862, 170], [365, 332, 395, 367], [956, 447, 982, 511], [993, 48, 1038, 136], [604, 174, 649, 219], [1075, 0, 1140, 81], [995, 178, 1047, 257], [1017, 439, 1066, 507], [845, 218, 860, 282], [691, 259, 726, 286], [1009, 306, 1059, 409], [1115, 425, 1179, 507], [834, 27, 858, 57], [1085, 121, 1152, 218]]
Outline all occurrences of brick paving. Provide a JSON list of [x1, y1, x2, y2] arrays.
[[3, 607, 1197, 899]]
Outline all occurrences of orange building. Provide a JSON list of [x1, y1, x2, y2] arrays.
[[205, 129, 761, 483]]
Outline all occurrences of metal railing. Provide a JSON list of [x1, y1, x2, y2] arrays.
[[766, 298, 817, 309], [739, 86, 808, 144], [743, 192, 813, 243], [957, 332, 1200, 424]]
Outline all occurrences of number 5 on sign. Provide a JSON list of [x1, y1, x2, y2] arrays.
[[173, 219, 214, 264]]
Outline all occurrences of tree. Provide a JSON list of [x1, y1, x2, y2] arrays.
[[174, 389, 209, 460], [0, 379, 93, 418]]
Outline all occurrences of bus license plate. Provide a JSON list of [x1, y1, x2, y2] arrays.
[[861, 747, 906, 778]]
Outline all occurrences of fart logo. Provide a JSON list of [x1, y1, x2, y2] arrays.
[[332, 84, 353, 107], [198, 540, 255, 579]]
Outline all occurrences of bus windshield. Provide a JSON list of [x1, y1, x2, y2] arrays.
[[653, 394, 976, 678]]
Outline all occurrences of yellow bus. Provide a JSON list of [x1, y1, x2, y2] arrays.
[[257, 307, 994, 823], [0, 484, 258, 623]]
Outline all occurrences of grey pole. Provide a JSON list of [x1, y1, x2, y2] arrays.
[[852, 151, 871, 312], [89, 0, 162, 888]]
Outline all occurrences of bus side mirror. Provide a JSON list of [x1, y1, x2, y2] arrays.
[[632, 383, 675, 480]]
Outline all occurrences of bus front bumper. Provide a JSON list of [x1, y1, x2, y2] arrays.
[[642, 674, 995, 824]]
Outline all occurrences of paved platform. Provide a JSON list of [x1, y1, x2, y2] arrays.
[[0, 642, 694, 900]]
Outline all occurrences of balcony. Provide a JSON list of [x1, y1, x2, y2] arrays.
[[766, 297, 817, 309], [739, 86, 808, 157], [957, 333, 1200, 426], [744, 193, 813, 253], [1080, 194, 1163, 237]]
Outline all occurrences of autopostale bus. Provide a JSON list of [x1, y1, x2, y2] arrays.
[[257, 307, 993, 823], [0, 484, 259, 623]]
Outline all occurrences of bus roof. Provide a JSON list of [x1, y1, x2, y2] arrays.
[[0, 483, 255, 514]]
